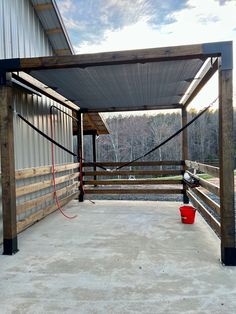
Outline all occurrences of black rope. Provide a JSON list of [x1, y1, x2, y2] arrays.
[[15, 97, 217, 173], [115, 98, 218, 170], [16, 112, 108, 171]]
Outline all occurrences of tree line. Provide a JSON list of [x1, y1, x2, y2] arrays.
[[84, 109, 236, 166]]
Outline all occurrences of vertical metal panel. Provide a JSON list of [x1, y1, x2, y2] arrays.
[[0, 0, 73, 245]]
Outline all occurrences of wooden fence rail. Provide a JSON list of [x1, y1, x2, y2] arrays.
[[185, 160, 221, 236], [15, 162, 79, 233], [83, 160, 184, 196]]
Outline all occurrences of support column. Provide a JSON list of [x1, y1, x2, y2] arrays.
[[0, 74, 18, 254], [92, 133, 97, 185], [219, 61, 236, 265], [182, 107, 189, 204], [77, 111, 84, 202]]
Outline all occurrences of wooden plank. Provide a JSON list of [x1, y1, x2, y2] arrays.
[[45, 28, 62, 35], [187, 191, 220, 237], [185, 160, 219, 177], [85, 189, 183, 194], [18, 43, 204, 71], [17, 182, 78, 215], [54, 49, 72, 56], [219, 66, 235, 263], [84, 170, 183, 177], [182, 58, 218, 107], [84, 179, 183, 185], [85, 104, 183, 113], [83, 160, 184, 167], [0, 83, 18, 254], [186, 171, 220, 196], [17, 192, 79, 234], [15, 163, 79, 180], [182, 107, 189, 204], [191, 187, 221, 215], [33, 3, 53, 10], [16, 172, 79, 197]]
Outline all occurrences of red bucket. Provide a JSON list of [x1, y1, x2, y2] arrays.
[[179, 206, 196, 224]]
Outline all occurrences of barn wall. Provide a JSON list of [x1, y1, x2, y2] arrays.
[[0, 0, 73, 244]]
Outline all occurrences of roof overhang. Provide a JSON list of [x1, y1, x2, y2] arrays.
[[0, 41, 233, 113]]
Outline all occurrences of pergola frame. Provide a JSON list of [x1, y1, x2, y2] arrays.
[[0, 41, 234, 265]]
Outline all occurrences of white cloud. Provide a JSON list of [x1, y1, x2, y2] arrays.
[[74, 0, 236, 110]]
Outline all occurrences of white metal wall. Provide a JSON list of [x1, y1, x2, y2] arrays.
[[0, 0, 73, 243]]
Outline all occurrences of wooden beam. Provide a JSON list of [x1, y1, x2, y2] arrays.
[[54, 49, 72, 56], [85, 104, 183, 113], [187, 191, 220, 237], [17, 182, 78, 215], [84, 179, 182, 185], [182, 107, 189, 204], [18, 43, 205, 71], [33, 3, 53, 11], [45, 28, 63, 35], [185, 160, 219, 178], [83, 160, 184, 167], [182, 58, 218, 107], [0, 82, 18, 254], [191, 187, 220, 216], [186, 171, 220, 196], [218, 61, 236, 265], [84, 170, 183, 177], [16, 172, 79, 197], [15, 162, 79, 180], [17, 192, 79, 234], [85, 188, 183, 195]]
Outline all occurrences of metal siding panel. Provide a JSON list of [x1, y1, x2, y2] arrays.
[[0, 0, 72, 244], [31, 59, 205, 111]]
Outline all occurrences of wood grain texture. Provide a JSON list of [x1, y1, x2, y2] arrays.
[[187, 191, 220, 237], [218, 67, 235, 251], [0, 85, 17, 240], [186, 171, 220, 196], [185, 160, 219, 177], [19, 43, 204, 71]]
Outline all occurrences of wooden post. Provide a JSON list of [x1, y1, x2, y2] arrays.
[[77, 111, 84, 202], [218, 59, 236, 265], [92, 133, 97, 186], [182, 107, 189, 204], [0, 74, 18, 254]]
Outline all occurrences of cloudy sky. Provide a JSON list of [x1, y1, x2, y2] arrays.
[[57, 0, 236, 110]]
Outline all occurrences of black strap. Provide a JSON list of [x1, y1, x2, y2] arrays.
[[115, 101, 216, 170]]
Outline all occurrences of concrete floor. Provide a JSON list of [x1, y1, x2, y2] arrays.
[[0, 200, 236, 314]]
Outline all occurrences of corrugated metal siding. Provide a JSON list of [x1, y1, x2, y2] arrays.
[[30, 59, 205, 111], [0, 0, 73, 244], [0, 0, 53, 58]]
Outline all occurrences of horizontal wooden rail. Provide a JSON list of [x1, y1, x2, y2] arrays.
[[85, 188, 183, 194], [16, 172, 79, 197], [84, 170, 183, 177], [186, 171, 220, 197], [17, 191, 79, 233], [83, 160, 184, 167], [187, 191, 220, 237], [191, 187, 220, 216], [15, 163, 79, 180], [84, 179, 183, 185], [185, 160, 219, 177], [17, 182, 78, 215]]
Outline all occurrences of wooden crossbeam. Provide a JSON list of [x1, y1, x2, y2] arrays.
[[85, 188, 183, 195], [84, 170, 183, 176], [185, 160, 219, 177]]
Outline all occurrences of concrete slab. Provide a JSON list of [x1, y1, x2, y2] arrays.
[[0, 200, 236, 314]]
